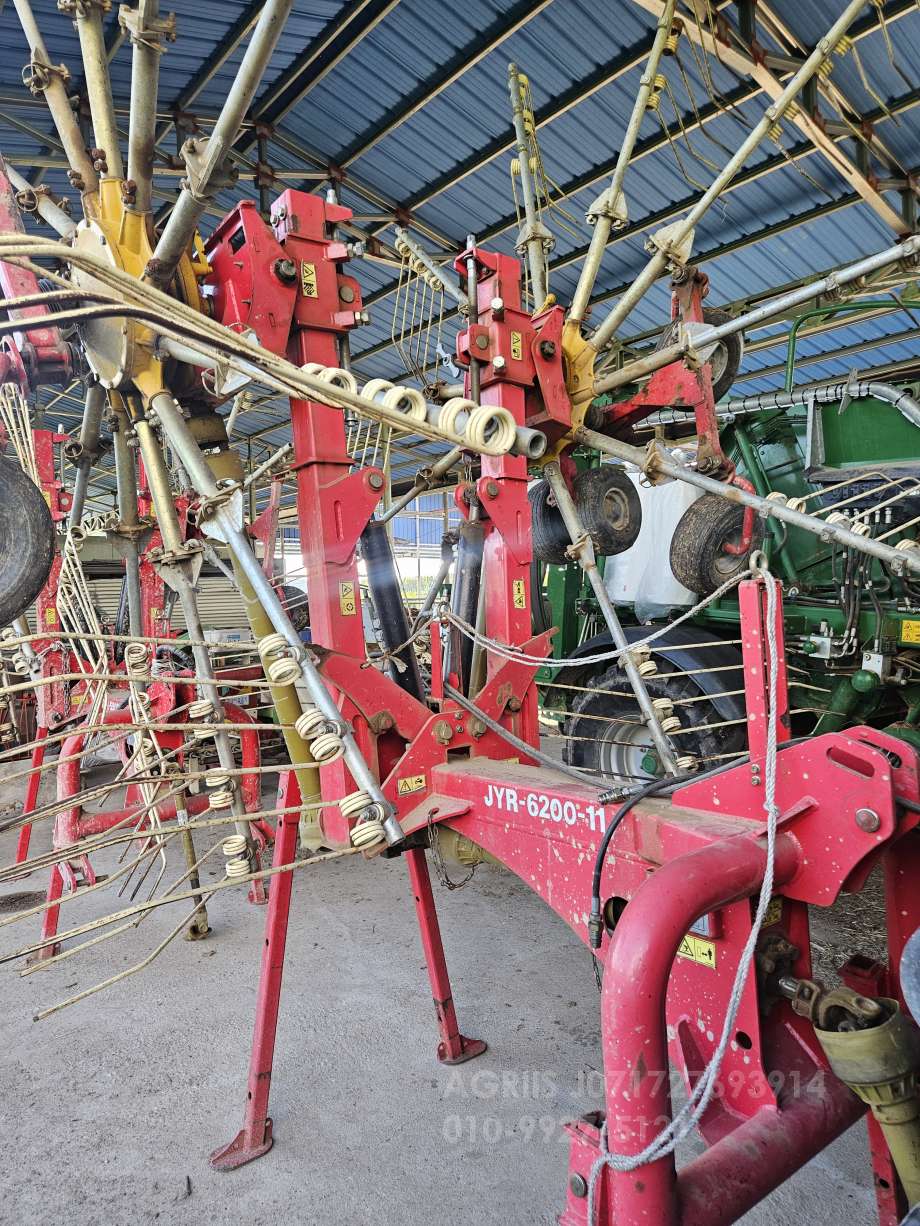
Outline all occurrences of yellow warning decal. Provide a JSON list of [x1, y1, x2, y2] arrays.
[[902, 619, 920, 644], [677, 934, 717, 969], [512, 578, 527, 609], [44, 608, 58, 625], [764, 897, 783, 927], [397, 774, 426, 796], [339, 581, 357, 616], [510, 330, 523, 361], [301, 261, 318, 298]]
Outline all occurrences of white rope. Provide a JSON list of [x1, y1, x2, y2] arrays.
[[447, 567, 752, 671], [586, 562, 781, 1217]]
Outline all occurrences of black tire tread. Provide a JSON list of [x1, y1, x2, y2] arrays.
[[572, 466, 642, 556], [669, 494, 761, 596], [529, 480, 570, 565], [0, 457, 54, 627]]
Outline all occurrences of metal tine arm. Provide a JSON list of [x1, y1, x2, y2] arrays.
[[587, 0, 869, 355], [65, 0, 124, 180], [568, 0, 675, 327], [149, 0, 294, 287], [11, 0, 99, 208], [122, 0, 173, 215]]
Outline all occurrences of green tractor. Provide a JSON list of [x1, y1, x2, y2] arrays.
[[533, 374, 920, 783]]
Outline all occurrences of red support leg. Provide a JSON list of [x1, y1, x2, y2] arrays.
[[210, 803, 300, 1170], [14, 729, 47, 865], [405, 846, 486, 1065], [29, 861, 64, 963]]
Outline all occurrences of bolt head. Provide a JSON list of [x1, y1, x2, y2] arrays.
[[539, 340, 556, 358], [569, 1174, 588, 1199], [485, 480, 499, 498], [490, 296, 504, 314], [434, 719, 453, 744], [492, 355, 507, 370], [855, 807, 881, 833], [368, 472, 385, 490], [474, 334, 489, 351], [274, 258, 297, 283]]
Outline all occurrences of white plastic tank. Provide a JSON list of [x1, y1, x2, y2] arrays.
[[604, 453, 702, 620]]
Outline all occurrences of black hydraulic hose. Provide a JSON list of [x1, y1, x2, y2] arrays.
[[361, 519, 424, 702], [588, 773, 686, 949], [113, 577, 128, 665], [444, 519, 484, 694], [588, 742, 809, 949]]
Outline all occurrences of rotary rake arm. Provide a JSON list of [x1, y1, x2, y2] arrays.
[[0, 4, 919, 1224]]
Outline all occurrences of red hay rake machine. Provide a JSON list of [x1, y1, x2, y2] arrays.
[[0, 1, 920, 1223]]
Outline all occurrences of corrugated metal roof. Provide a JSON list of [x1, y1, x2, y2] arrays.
[[2, 0, 919, 529]]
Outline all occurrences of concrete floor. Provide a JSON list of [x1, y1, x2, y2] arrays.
[[0, 780, 879, 1226]]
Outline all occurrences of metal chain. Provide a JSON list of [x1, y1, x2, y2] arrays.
[[427, 809, 477, 891]]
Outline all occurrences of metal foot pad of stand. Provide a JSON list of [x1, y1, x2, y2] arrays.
[[209, 1120, 274, 1171], [438, 1036, 488, 1065]]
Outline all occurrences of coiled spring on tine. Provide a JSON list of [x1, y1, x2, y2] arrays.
[[629, 644, 658, 678], [299, 362, 359, 406], [342, 790, 386, 849], [294, 705, 345, 764], [134, 735, 158, 771], [298, 363, 519, 454], [188, 697, 217, 741], [433, 395, 516, 452], [222, 834, 250, 880], [394, 232, 444, 290], [205, 770, 236, 811], [826, 510, 871, 537], [259, 632, 303, 686], [651, 696, 681, 734], [124, 640, 149, 680]]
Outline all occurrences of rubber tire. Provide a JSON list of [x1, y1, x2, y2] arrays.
[[655, 305, 743, 402], [529, 480, 570, 565], [669, 493, 762, 596], [279, 583, 310, 635], [573, 466, 641, 556], [563, 659, 746, 780], [0, 456, 54, 627]]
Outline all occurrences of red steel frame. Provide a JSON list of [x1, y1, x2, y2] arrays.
[[179, 197, 920, 1219]]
